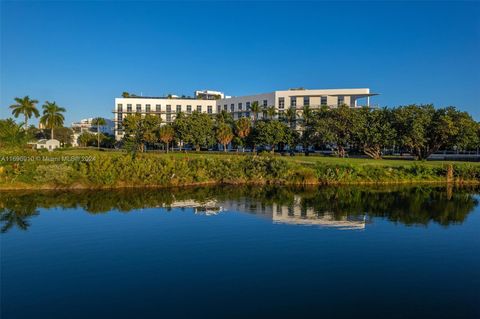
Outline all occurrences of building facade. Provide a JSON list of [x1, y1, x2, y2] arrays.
[[113, 88, 377, 140]]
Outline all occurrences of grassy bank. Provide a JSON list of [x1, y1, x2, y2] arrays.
[[0, 149, 479, 189]]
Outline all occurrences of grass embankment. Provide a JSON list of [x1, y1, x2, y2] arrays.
[[0, 149, 479, 189]]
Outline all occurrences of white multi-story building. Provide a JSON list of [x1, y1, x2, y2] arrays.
[[113, 88, 377, 140]]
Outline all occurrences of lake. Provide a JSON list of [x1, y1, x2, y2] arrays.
[[1, 185, 479, 319]]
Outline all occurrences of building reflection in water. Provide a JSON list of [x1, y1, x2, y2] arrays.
[[166, 196, 366, 230], [1, 185, 477, 233]]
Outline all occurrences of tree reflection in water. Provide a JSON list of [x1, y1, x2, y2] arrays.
[[0, 185, 478, 233]]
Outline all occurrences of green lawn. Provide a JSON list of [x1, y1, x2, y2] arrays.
[[55, 148, 480, 168]]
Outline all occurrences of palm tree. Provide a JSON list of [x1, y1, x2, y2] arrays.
[[216, 123, 234, 152], [250, 101, 261, 122], [78, 132, 93, 147], [158, 125, 175, 153], [285, 108, 297, 128], [40, 101, 65, 140], [302, 105, 314, 126], [91, 117, 106, 149], [9, 96, 40, 130], [0, 118, 30, 148], [235, 117, 251, 152], [266, 106, 276, 120]]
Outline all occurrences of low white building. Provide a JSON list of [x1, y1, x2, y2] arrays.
[[113, 87, 377, 140], [71, 118, 115, 146], [34, 139, 60, 151]]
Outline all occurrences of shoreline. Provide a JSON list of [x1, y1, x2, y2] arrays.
[[1, 179, 479, 191], [1, 151, 479, 191]]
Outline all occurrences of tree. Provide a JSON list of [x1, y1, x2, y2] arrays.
[[284, 108, 297, 128], [92, 117, 107, 149], [235, 117, 251, 152], [39, 101, 65, 140], [354, 107, 396, 159], [216, 123, 234, 152], [253, 120, 290, 153], [174, 111, 214, 151], [91, 117, 107, 150], [78, 132, 95, 147], [158, 125, 175, 152], [0, 119, 31, 148], [53, 127, 74, 146], [122, 114, 161, 152], [172, 112, 189, 151], [266, 106, 276, 120], [301, 105, 314, 127], [9, 96, 40, 130], [216, 110, 234, 125], [100, 134, 116, 148], [250, 101, 261, 122], [436, 107, 479, 152], [391, 105, 478, 159], [122, 92, 130, 98], [309, 105, 357, 157]]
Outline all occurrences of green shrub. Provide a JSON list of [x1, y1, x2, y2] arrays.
[[34, 164, 77, 185], [0, 151, 479, 188]]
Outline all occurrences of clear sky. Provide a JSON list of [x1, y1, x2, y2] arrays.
[[1, 1, 479, 124]]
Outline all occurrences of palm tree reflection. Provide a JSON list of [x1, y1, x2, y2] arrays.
[[0, 198, 38, 233]]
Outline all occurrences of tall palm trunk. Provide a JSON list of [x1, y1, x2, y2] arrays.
[[51, 127, 54, 140], [97, 124, 100, 150], [24, 115, 28, 130]]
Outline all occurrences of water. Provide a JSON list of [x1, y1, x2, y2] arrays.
[[1, 185, 479, 319]]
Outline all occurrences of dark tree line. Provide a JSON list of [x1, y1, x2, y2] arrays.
[[119, 104, 479, 159]]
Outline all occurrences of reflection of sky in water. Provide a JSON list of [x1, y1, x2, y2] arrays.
[[1, 187, 480, 319]]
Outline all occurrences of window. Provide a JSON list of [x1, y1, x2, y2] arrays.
[[321, 96, 327, 106], [166, 114, 172, 122], [246, 102, 250, 110], [146, 104, 151, 112], [136, 104, 141, 112], [290, 97, 296, 107], [127, 104, 132, 112], [303, 97, 310, 107], [197, 105, 202, 112], [187, 105, 192, 113], [117, 113, 123, 121], [278, 98, 284, 109], [238, 102, 243, 111], [176, 105, 181, 113], [224, 104, 228, 111], [208, 105, 213, 114], [230, 104, 234, 112], [117, 104, 123, 112], [156, 104, 161, 112], [245, 111, 250, 118], [217, 105, 221, 113], [263, 100, 268, 107], [166, 105, 171, 112], [338, 96, 344, 106]]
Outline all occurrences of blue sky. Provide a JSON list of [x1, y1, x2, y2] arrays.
[[1, 1, 479, 124]]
